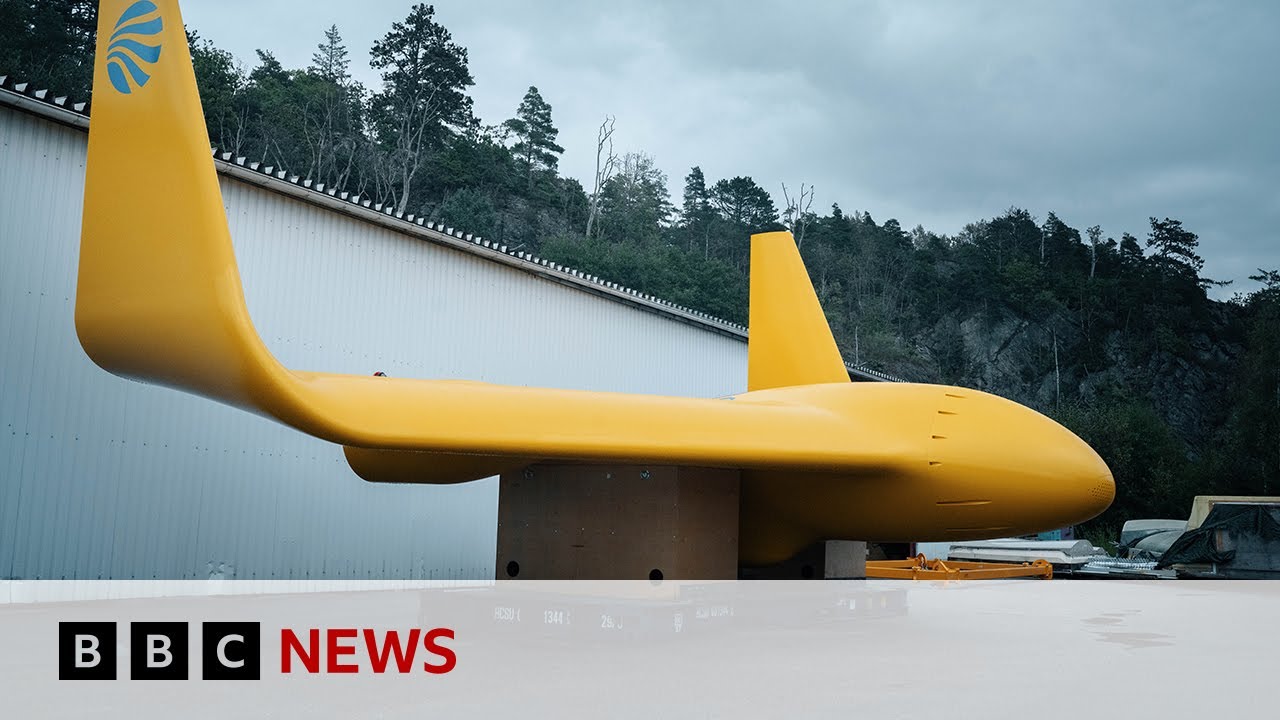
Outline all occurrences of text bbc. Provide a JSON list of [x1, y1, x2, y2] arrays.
[[58, 622, 457, 680]]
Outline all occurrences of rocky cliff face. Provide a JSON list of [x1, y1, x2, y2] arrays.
[[895, 303, 1243, 450]]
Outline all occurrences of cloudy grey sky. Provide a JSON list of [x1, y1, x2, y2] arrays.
[[182, 0, 1280, 297]]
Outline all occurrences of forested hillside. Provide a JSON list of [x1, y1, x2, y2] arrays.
[[4, 1, 1277, 538]]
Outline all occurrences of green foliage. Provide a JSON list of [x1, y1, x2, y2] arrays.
[[187, 28, 244, 152], [239, 50, 305, 168], [368, 3, 474, 137], [596, 153, 673, 245], [1055, 399, 1198, 528], [0, 0, 96, 98], [710, 176, 778, 230], [1147, 217, 1205, 281], [540, 234, 747, 323], [930, 320, 968, 384], [435, 188, 497, 239], [311, 24, 350, 85], [504, 86, 564, 195], [367, 3, 474, 213], [707, 175, 780, 271], [679, 166, 715, 256], [1214, 270, 1280, 496]]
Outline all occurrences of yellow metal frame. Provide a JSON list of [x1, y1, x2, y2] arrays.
[[77, 0, 1115, 565], [866, 555, 1053, 580]]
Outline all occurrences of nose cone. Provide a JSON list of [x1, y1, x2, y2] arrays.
[[1044, 430, 1115, 525], [1083, 469, 1117, 518], [930, 388, 1115, 532]]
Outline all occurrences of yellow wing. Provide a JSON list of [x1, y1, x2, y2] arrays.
[[78, 0, 899, 483]]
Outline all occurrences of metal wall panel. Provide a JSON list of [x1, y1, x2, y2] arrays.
[[0, 103, 748, 580]]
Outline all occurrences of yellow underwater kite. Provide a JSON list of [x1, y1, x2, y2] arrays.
[[77, 0, 1113, 564]]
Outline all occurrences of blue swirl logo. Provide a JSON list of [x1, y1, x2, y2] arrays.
[[106, 1, 163, 95]]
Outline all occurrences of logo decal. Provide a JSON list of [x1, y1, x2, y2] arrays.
[[106, 0, 163, 95]]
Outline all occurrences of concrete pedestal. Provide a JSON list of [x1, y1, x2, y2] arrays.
[[496, 464, 740, 580]]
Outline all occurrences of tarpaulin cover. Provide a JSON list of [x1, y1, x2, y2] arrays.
[[1155, 503, 1280, 570]]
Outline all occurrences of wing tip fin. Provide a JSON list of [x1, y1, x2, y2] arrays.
[[747, 231, 848, 391]]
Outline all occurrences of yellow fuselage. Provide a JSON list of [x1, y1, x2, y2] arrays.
[[733, 383, 1113, 563]]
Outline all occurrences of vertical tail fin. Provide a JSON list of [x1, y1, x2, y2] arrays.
[[747, 232, 849, 391], [78, 0, 282, 410]]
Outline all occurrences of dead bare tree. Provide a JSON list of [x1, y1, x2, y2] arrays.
[[585, 116, 617, 240], [1053, 329, 1061, 408], [781, 182, 815, 248], [299, 88, 360, 189], [382, 82, 442, 214], [1086, 225, 1102, 280]]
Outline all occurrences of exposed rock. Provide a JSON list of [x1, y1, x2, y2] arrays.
[[893, 303, 1242, 451]]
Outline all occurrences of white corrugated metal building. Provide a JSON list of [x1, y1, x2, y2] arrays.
[[0, 80, 892, 580]]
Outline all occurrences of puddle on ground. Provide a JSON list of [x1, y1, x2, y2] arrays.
[[1094, 631, 1174, 649], [1082, 610, 1140, 626], [1083, 615, 1123, 625]]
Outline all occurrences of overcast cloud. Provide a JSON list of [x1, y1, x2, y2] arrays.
[[182, 1, 1280, 297]]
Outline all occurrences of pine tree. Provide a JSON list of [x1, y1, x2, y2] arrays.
[[1119, 232, 1144, 267], [708, 175, 778, 273], [368, 3, 475, 213], [503, 86, 564, 191], [680, 166, 713, 255], [710, 176, 778, 230], [311, 24, 350, 85], [299, 26, 365, 189], [1147, 217, 1205, 280]]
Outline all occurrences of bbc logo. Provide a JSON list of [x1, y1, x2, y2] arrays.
[[58, 621, 261, 680]]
